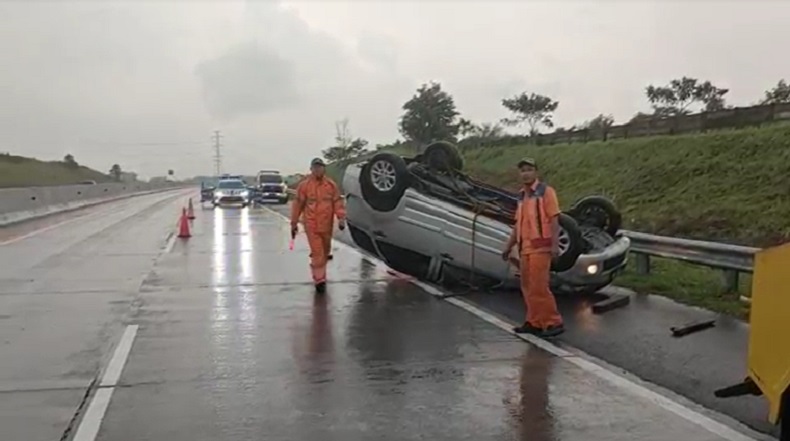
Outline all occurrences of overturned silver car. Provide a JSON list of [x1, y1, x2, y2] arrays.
[[342, 142, 631, 294]]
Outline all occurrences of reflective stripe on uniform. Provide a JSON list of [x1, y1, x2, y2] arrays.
[[516, 181, 554, 253]]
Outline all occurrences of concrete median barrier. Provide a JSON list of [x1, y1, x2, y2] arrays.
[[0, 182, 186, 227]]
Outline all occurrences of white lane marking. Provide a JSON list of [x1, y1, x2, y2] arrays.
[[100, 324, 138, 387], [163, 231, 177, 254], [264, 207, 761, 441], [71, 388, 113, 441], [72, 325, 138, 441]]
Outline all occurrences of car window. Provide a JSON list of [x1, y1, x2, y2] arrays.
[[217, 180, 246, 189], [258, 174, 283, 184]]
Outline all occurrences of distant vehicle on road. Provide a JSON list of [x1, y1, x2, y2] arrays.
[[212, 178, 251, 208], [200, 180, 216, 203], [78, 180, 97, 185], [253, 170, 288, 204], [341, 142, 631, 294]]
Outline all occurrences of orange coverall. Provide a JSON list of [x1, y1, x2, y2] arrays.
[[514, 180, 564, 329], [290, 175, 346, 284]]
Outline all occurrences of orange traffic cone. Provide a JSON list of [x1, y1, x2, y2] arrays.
[[187, 198, 195, 220], [178, 208, 191, 238]]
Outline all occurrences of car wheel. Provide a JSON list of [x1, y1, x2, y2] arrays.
[[359, 152, 410, 212], [568, 195, 622, 237], [422, 141, 464, 172], [551, 213, 584, 272]]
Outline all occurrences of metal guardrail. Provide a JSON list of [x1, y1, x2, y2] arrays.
[[620, 230, 759, 292], [287, 185, 759, 292]]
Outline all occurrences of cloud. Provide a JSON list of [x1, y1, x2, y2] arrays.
[[195, 42, 299, 120], [6, 0, 790, 178], [356, 32, 400, 72], [192, 1, 414, 172]]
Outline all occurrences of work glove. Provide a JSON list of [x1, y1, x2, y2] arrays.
[[290, 223, 298, 239], [338, 219, 346, 231]]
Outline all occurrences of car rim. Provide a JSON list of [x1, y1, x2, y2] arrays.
[[558, 228, 571, 255], [371, 160, 397, 191]]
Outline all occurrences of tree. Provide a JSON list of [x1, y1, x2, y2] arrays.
[[109, 164, 122, 181], [63, 154, 78, 168], [500, 92, 559, 136], [470, 122, 506, 139], [583, 114, 615, 132], [398, 82, 464, 148], [645, 77, 729, 115], [458, 118, 476, 138], [763, 79, 790, 104], [321, 118, 369, 163], [628, 112, 653, 124], [322, 138, 368, 162]]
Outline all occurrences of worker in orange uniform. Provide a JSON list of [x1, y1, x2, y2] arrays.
[[501, 157, 564, 338], [291, 157, 346, 293]]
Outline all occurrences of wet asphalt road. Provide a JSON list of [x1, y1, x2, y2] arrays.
[[0, 197, 772, 440], [267, 204, 775, 438], [95, 204, 765, 440], [0, 189, 192, 441]]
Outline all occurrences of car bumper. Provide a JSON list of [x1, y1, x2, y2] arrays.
[[214, 196, 249, 204], [552, 235, 631, 290], [253, 192, 288, 201]]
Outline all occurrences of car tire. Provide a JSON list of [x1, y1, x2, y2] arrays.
[[568, 195, 622, 237], [359, 152, 410, 212], [422, 141, 464, 172], [551, 213, 584, 272]]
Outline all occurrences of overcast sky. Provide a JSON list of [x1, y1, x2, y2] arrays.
[[1, 1, 789, 179]]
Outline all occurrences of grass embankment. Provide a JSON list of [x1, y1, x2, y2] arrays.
[[0, 154, 111, 188], [329, 125, 790, 318]]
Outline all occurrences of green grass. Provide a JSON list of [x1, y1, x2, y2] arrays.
[[460, 125, 790, 248], [617, 254, 751, 318], [327, 125, 790, 318], [0, 154, 111, 188]]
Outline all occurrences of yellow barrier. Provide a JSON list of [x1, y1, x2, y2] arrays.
[[748, 241, 790, 424]]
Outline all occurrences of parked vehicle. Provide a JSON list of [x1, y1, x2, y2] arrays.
[[212, 178, 251, 208], [200, 181, 216, 202], [253, 170, 288, 204], [341, 142, 630, 294]]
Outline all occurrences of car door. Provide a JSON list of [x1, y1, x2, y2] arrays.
[[366, 188, 445, 281], [437, 200, 513, 284]]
